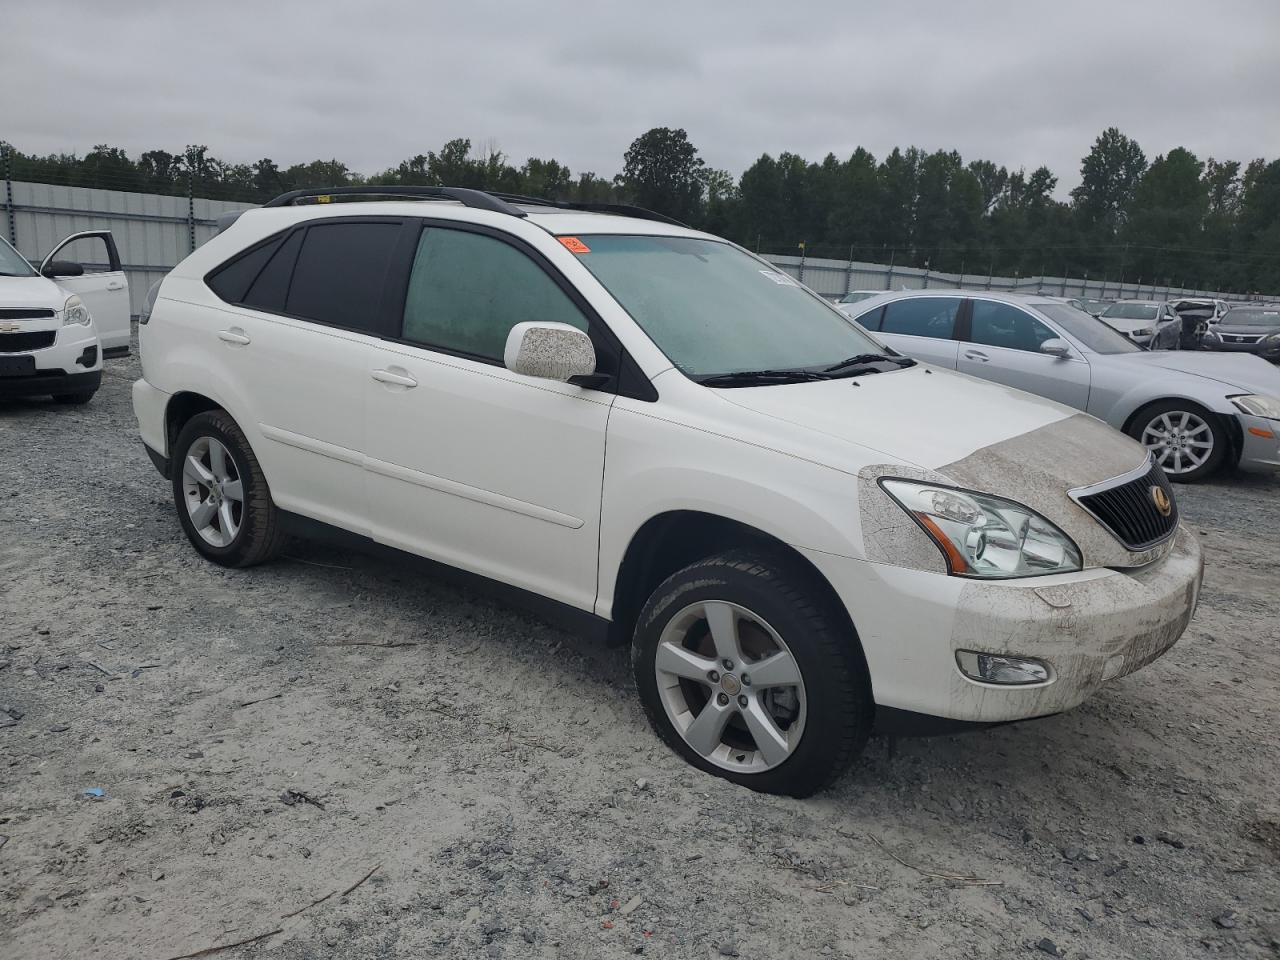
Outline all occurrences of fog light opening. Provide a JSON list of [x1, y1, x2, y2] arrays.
[[956, 650, 1051, 686]]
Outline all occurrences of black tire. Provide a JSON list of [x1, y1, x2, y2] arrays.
[[171, 410, 286, 567], [52, 392, 95, 405], [1125, 399, 1228, 483], [631, 550, 872, 797]]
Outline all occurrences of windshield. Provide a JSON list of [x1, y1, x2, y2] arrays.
[[1102, 302, 1158, 320], [1223, 309, 1280, 327], [573, 235, 891, 379], [0, 237, 37, 277], [1035, 304, 1143, 354]]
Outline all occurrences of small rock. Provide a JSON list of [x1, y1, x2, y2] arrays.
[[323, 926, 341, 946], [948, 796, 965, 813], [1213, 910, 1238, 929], [635, 778, 649, 791], [620, 895, 643, 916], [49, 724, 70, 733], [1076, 907, 1095, 923], [94, 683, 105, 693], [1021, 829, 1033, 844], [184, 750, 204, 760], [1062, 847, 1083, 861], [1131, 835, 1146, 844], [1156, 833, 1185, 850], [170, 789, 186, 799], [464, 905, 482, 925], [718, 941, 739, 957], [1036, 938, 1065, 957], [151, 870, 165, 881]]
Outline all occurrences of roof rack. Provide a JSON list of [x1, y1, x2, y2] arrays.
[[262, 186, 526, 217], [261, 186, 689, 228]]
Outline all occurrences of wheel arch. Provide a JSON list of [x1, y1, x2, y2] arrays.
[[1121, 396, 1242, 469], [609, 510, 868, 670], [165, 390, 225, 458]]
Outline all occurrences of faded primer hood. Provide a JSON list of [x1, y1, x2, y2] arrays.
[[938, 413, 1160, 568]]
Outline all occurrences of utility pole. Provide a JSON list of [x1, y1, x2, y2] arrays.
[[2, 145, 15, 248]]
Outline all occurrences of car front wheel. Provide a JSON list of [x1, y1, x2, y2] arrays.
[[1128, 400, 1227, 482], [632, 551, 872, 797]]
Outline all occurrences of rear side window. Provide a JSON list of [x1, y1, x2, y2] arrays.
[[242, 230, 303, 313], [969, 300, 1058, 353], [881, 297, 960, 339], [285, 222, 402, 332], [400, 227, 587, 361], [852, 305, 884, 331], [207, 236, 283, 303]]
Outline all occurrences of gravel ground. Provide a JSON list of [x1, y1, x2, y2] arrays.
[[2, 347, 1279, 960]]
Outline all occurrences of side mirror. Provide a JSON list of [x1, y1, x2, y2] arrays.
[[504, 322, 596, 382], [1039, 338, 1071, 358], [42, 260, 84, 278]]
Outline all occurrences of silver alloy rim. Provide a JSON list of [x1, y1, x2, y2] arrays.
[[654, 600, 807, 773], [1141, 411, 1213, 475], [181, 436, 244, 547]]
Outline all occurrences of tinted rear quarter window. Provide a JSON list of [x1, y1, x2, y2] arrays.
[[243, 230, 303, 312], [207, 236, 283, 303], [881, 297, 960, 338], [285, 222, 402, 332]]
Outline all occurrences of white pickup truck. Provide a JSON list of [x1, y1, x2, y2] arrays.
[[0, 230, 130, 404]]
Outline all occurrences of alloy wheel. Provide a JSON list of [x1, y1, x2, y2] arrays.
[[654, 600, 807, 773], [1140, 410, 1213, 476], [181, 436, 244, 547]]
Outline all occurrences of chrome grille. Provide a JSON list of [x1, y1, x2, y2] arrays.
[[1072, 459, 1178, 552]]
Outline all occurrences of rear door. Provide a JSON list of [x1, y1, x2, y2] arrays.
[[863, 296, 962, 367], [956, 298, 1090, 409], [40, 231, 131, 354]]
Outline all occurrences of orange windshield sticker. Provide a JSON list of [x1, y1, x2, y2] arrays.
[[558, 236, 591, 254]]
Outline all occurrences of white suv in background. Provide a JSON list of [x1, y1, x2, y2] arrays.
[[0, 231, 129, 404], [133, 187, 1203, 795]]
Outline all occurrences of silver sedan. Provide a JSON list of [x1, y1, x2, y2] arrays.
[[838, 290, 1280, 481]]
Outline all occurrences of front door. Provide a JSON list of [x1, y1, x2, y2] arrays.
[[41, 232, 131, 354], [363, 223, 613, 612], [956, 298, 1091, 409], [867, 296, 963, 368]]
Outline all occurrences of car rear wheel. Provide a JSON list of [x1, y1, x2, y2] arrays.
[[1128, 400, 1226, 482], [632, 551, 872, 797], [171, 410, 286, 567]]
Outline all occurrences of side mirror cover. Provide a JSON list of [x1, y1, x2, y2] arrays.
[[1039, 338, 1072, 358], [42, 260, 85, 278], [504, 322, 596, 382]]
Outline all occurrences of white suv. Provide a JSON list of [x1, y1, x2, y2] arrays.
[[133, 187, 1203, 796], [0, 231, 130, 404]]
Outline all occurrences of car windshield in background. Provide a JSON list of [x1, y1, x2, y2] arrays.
[[1223, 309, 1280, 326], [573, 235, 895, 380], [0, 237, 37, 277], [839, 291, 878, 304], [1103, 303, 1158, 320], [1035, 304, 1143, 354]]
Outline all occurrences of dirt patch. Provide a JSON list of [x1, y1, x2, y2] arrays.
[[2, 346, 1279, 959]]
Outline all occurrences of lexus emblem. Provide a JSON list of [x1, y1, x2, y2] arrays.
[[1150, 486, 1172, 518]]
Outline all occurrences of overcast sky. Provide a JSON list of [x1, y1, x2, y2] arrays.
[[5, 0, 1278, 193]]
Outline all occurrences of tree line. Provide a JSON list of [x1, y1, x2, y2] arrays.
[[3, 127, 1278, 293]]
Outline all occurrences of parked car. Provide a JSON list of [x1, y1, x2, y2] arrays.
[[1168, 298, 1219, 349], [134, 186, 1205, 796], [1099, 300, 1181, 349], [843, 290, 1280, 481], [1202, 306, 1280, 361], [1170, 297, 1230, 326], [0, 231, 124, 404], [1067, 297, 1112, 317]]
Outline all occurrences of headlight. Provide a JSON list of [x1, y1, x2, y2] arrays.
[[881, 479, 1082, 579], [61, 295, 92, 326], [139, 280, 162, 325], [1205, 329, 1222, 341], [1231, 395, 1280, 420], [1267, 333, 1280, 344]]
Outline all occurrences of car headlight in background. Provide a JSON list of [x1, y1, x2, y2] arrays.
[[139, 279, 163, 325], [1231, 394, 1280, 421], [61, 295, 91, 326], [881, 479, 1082, 578], [1266, 333, 1280, 344]]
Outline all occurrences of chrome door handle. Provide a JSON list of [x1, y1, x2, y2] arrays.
[[371, 368, 418, 388], [964, 350, 989, 362], [218, 329, 251, 345], [106, 281, 125, 291]]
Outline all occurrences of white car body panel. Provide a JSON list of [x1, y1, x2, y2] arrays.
[[40, 231, 131, 354]]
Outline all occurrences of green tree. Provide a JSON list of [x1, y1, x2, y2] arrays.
[[619, 127, 705, 223]]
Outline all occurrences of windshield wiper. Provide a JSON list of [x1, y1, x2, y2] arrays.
[[822, 353, 915, 374], [695, 369, 831, 388]]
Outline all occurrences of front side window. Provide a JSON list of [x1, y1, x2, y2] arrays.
[[401, 228, 588, 361], [1034, 304, 1141, 354], [286, 222, 401, 332], [880, 297, 961, 339], [569, 235, 891, 379], [969, 301, 1058, 353], [0, 237, 36, 277]]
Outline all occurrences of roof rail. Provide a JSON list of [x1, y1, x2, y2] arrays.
[[487, 193, 688, 227], [261, 186, 527, 217]]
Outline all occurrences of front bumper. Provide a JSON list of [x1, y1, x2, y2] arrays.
[[0, 321, 102, 399], [1236, 412, 1280, 472], [0, 368, 102, 399], [802, 523, 1204, 726], [1203, 339, 1280, 359]]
